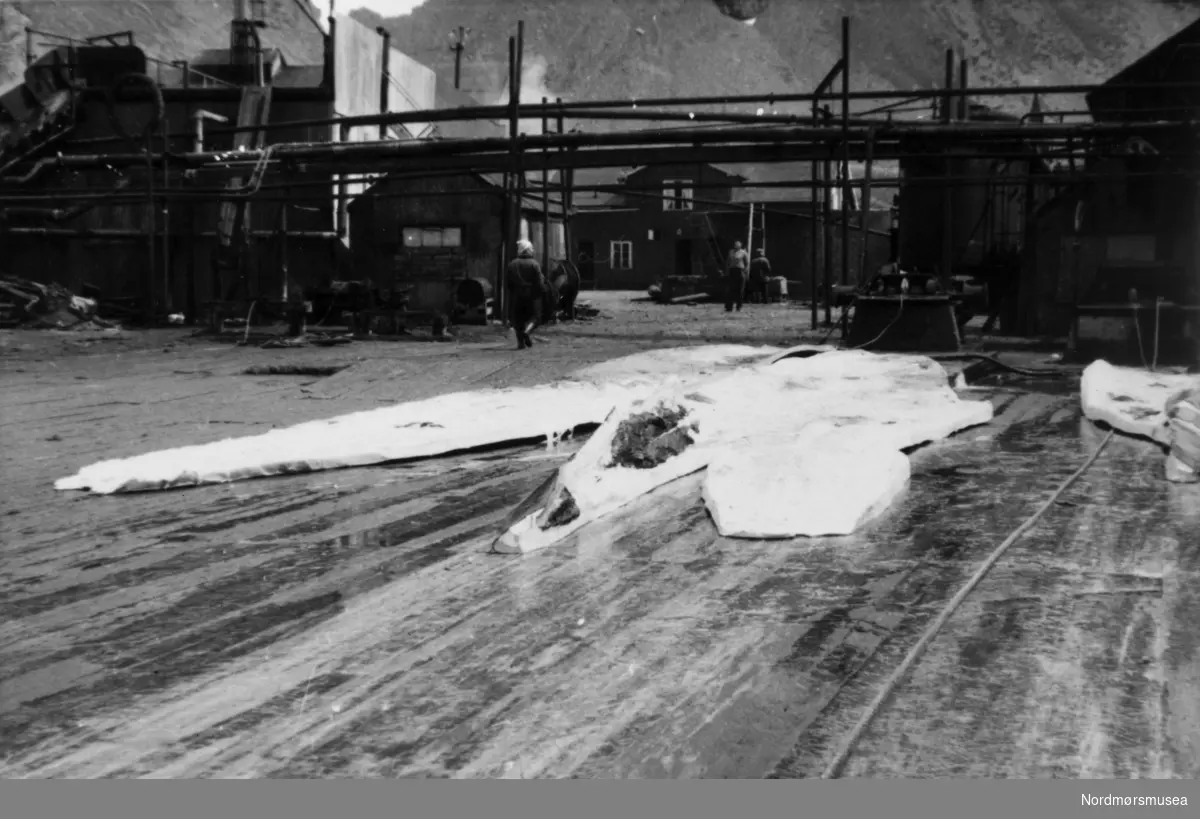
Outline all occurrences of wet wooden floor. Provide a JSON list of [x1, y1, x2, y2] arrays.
[[2, 373, 1199, 778]]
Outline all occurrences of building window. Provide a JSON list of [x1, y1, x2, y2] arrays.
[[663, 179, 694, 211], [402, 226, 463, 248], [611, 240, 633, 270]]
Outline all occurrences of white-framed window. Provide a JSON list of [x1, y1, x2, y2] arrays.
[[402, 226, 463, 248], [662, 178, 694, 211], [610, 240, 633, 270]]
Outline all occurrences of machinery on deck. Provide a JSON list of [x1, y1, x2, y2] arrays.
[[839, 267, 969, 353]]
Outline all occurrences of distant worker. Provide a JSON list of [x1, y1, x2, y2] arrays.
[[506, 239, 547, 350], [748, 248, 772, 304], [725, 240, 750, 312]]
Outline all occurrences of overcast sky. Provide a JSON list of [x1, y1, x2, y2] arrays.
[[339, 0, 427, 16]]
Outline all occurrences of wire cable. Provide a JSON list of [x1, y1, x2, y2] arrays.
[[820, 427, 1116, 779], [848, 294, 905, 350]]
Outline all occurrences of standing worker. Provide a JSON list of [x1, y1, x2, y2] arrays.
[[506, 239, 547, 350], [748, 248, 772, 304], [725, 240, 750, 312]]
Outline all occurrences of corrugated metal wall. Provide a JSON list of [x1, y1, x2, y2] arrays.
[[333, 14, 437, 242]]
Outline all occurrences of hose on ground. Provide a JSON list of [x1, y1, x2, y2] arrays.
[[927, 352, 1070, 379], [819, 428, 1116, 779]]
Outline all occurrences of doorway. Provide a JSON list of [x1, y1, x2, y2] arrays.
[[578, 240, 596, 287], [675, 239, 693, 277]]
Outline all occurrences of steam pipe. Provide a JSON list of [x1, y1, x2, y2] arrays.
[[192, 110, 229, 153]]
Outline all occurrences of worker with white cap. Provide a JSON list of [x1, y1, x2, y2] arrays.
[[505, 238, 547, 349]]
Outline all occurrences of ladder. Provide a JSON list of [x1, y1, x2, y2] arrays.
[[687, 212, 725, 277], [746, 202, 766, 255], [216, 85, 273, 301]]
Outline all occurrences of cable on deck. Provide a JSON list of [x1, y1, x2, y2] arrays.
[[819, 427, 1116, 779]]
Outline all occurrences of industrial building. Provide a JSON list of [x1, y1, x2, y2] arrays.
[[1063, 18, 1200, 364], [572, 161, 894, 293], [0, 2, 435, 325], [347, 170, 564, 322]]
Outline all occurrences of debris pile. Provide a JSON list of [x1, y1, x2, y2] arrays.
[[0, 275, 115, 330], [260, 331, 354, 349], [569, 300, 602, 320]]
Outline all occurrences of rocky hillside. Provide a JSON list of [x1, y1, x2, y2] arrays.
[[1, 1, 326, 90], [353, 0, 1200, 125]]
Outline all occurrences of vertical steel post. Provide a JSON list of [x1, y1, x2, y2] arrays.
[[840, 16, 851, 289], [810, 96, 820, 330], [377, 27, 391, 141], [822, 105, 834, 327], [941, 47, 955, 285], [453, 26, 465, 90], [959, 56, 969, 121], [541, 96, 550, 274]]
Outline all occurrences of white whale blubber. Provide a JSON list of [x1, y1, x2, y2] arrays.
[[1079, 359, 1199, 443], [53, 345, 786, 495], [493, 350, 995, 552]]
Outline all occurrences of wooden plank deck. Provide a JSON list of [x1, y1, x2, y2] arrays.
[[1, 337, 1197, 778]]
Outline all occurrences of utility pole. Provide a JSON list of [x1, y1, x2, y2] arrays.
[[449, 26, 469, 90]]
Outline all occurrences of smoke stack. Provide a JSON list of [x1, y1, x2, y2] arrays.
[[233, 0, 246, 19]]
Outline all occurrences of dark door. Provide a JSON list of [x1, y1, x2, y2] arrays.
[[578, 240, 596, 286], [675, 239, 693, 277]]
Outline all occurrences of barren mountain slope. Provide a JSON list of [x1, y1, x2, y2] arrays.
[[355, 0, 1200, 121], [1, 0, 326, 90]]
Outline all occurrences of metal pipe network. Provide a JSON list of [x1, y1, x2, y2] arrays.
[[65, 77, 1200, 144], [2, 117, 1191, 178], [0, 167, 1186, 208]]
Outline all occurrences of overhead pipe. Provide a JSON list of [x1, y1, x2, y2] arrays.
[[0, 129, 1173, 204], [0, 134, 1154, 204], [53, 77, 1200, 148], [12, 117, 1191, 175], [62, 108, 901, 153], [3, 166, 1176, 210], [2, 149, 1174, 207]]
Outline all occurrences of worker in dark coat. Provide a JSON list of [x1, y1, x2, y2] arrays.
[[725, 240, 750, 312], [506, 239, 546, 350], [748, 248, 772, 304]]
